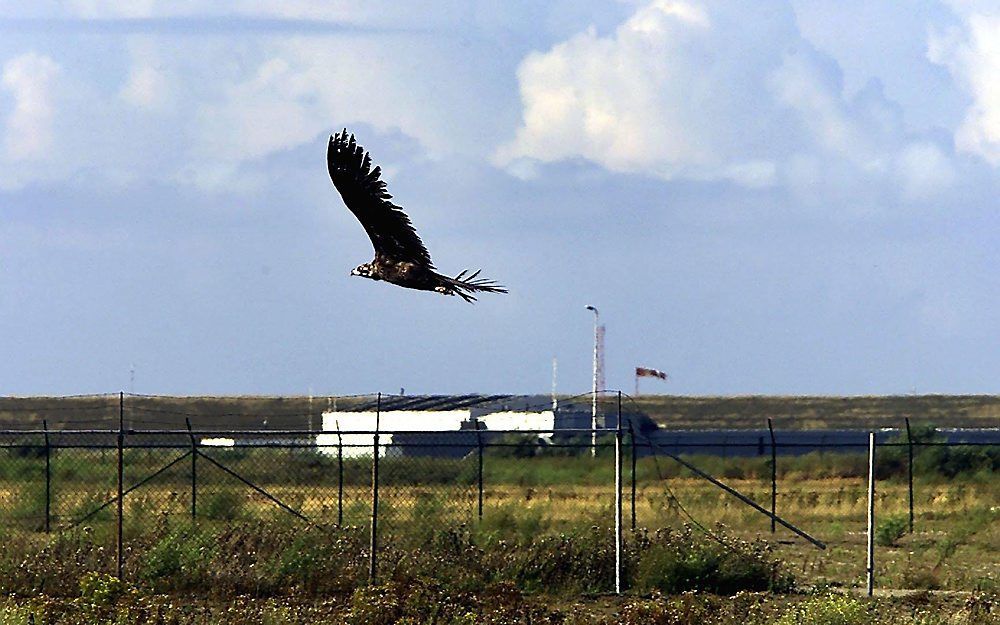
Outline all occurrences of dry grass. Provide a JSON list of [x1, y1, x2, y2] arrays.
[[1, 447, 996, 594], [2, 475, 993, 592], [4, 393, 1000, 430]]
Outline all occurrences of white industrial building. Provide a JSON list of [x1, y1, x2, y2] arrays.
[[315, 407, 556, 458]]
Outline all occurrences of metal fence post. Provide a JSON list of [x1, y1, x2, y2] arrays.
[[43, 420, 51, 533], [614, 391, 623, 594], [629, 422, 636, 531], [336, 421, 343, 526], [185, 418, 196, 519], [905, 417, 914, 534], [369, 393, 380, 585], [117, 391, 124, 581], [866, 431, 876, 597], [475, 419, 484, 521], [767, 418, 776, 533]]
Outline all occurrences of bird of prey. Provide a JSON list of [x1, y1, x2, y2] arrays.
[[327, 129, 507, 303]]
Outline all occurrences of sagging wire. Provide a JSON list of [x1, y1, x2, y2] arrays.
[[620, 392, 744, 553]]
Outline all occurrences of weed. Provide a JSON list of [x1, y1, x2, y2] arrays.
[[78, 571, 124, 607], [875, 514, 908, 547], [774, 593, 870, 625], [201, 490, 245, 520], [138, 524, 216, 588]]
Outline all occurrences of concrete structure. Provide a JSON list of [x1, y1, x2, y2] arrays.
[[312, 394, 655, 458], [315, 407, 557, 458]]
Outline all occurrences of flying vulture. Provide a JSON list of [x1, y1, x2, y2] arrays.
[[327, 129, 507, 303]]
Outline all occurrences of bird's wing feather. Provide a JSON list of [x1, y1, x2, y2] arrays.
[[327, 130, 433, 266]]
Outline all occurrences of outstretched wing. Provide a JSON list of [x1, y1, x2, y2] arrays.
[[327, 130, 433, 267]]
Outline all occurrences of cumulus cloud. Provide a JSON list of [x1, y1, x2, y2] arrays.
[[189, 35, 508, 173], [2, 52, 61, 160], [497, 0, 958, 201], [120, 63, 169, 111], [895, 142, 956, 201], [496, 0, 794, 184], [929, 11, 1000, 165], [0, 28, 514, 191], [0, 0, 976, 205]]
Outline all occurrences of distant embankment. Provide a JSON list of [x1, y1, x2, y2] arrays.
[[633, 395, 1000, 429], [0, 395, 368, 431], [0, 394, 997, 431]]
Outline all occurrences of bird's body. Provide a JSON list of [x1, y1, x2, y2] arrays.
[[328, 129, 506, 303]]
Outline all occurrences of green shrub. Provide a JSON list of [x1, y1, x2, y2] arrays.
[[78, 571, 124, 607], [880, 424, 1000, 479], [485, 434, 548, 458], [630, 526, 793, 594], [875, 514, 908, 547], [917, 444, 1000, 478], [497, 527, 615, 593], [201, 490, 245, 520], [137, 524, 220, 590]]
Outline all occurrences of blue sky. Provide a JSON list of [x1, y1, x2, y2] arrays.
[[1, 1, 999, 397]]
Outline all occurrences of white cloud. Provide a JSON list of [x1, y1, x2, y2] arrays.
[[120, 63, 169, 111], [496, 1, 789, 184], [0, 29, 512, 191], [2, 52, 61, 160], [189, 34, 508, 176], [895, 142, 955, 201], [929, 11, 1000, 165], [498, 0, 961, 202], [0, 0, 979, 205], [768, 51, 876, 166]]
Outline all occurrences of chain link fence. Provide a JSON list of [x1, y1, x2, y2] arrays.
[[0, 392, 997, 593]]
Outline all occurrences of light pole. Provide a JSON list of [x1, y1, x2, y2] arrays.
[[586, 305, 599, 457]]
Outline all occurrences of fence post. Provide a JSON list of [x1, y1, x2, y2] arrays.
[[629, 422, 636, 531], [866, 431, 876, 597], [369, 393, 380, 585], [185, 418, 196, 519], [767, 418, 776, 534], [117, 391, 124, 581], [336, 420, 343, 526], [614, 391, 623, 594], [475, 419, 484, 521], [905, 418, 914, 534], [43, 420, 51, 533]]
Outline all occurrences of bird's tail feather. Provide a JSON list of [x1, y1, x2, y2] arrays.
[[443, 269, 508, 303]]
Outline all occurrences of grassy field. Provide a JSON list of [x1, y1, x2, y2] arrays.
[[0, 452, 996, 624], [1, 445, 996, 595], [1, 427, 996, 625], [3, 393, 1000, 430], [1, 587, 997, 624]]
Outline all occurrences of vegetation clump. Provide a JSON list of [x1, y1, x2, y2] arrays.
[[874, 514, 908, 548]]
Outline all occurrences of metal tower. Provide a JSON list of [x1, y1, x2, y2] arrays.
[[596, 324, 606, 398]]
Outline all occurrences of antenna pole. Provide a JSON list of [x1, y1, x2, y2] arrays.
[[586, 306, 600, 458], [551, 357, 558, 412]]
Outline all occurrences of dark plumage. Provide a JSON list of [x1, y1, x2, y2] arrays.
[[327, 129, 507, 303]]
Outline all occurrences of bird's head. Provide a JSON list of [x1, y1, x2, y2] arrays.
[[351, 263, 374, 279]]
